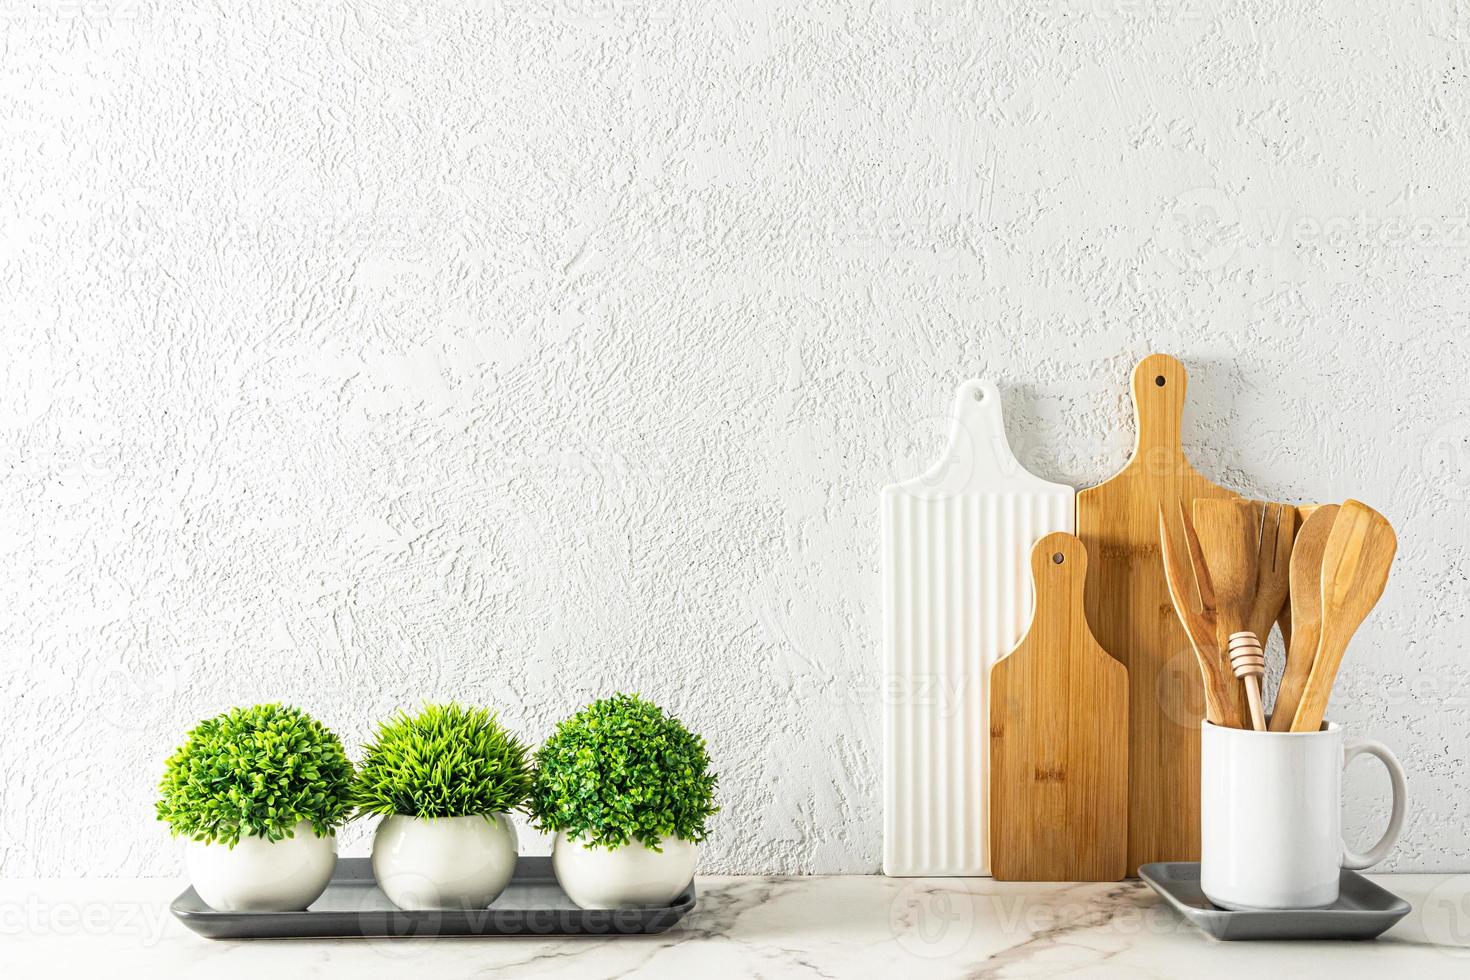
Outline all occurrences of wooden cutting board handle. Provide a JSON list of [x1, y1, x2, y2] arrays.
[[1131, 352, 1187, 454], [989, 532, 1128, 881]]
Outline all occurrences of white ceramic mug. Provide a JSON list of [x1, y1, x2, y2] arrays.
[[1200, 720, 1407, 910]]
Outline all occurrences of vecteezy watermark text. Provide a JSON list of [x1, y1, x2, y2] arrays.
[[0, 897, 171, 945]]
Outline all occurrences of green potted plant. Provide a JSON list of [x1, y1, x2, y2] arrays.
[[530, 693, 718, 908], [156, 703, 353, 912], [354, 702, 531, 910]]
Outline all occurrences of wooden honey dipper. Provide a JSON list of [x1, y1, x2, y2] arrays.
[[1227, 631, 1267, 731]]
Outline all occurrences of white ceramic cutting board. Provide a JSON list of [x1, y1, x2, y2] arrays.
[[882, 380, 1075, 876]]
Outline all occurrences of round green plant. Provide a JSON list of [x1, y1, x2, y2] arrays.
[[353, 702, 532, 818], [530, 693, 718, 850], [156, 703, 354, 847]]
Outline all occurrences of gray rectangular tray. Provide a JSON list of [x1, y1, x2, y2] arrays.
[[172, 857, 695, 939], [1139, 862, 1410, 941]]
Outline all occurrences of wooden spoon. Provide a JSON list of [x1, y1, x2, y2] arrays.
[[1158, 503, 1243, 728], [1289, 500, 1396, 732], [1193, 499, 1269, 730], [1268, 504, 1339, 732]]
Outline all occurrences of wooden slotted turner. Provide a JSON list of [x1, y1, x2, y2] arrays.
[[1289, 500, 1396, 732], [1246, 503, 1294, 649], [1239, 502, 1294, 728]]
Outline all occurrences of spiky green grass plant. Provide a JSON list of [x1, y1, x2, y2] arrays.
[[156, 704, 353, 846], [530, 693, 718, 850], [353, 703, 532, 818]]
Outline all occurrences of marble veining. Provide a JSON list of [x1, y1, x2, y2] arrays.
[[6, 874, 1470, 978]]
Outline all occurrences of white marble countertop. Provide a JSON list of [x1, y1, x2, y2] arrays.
[[6, 873, 1470, 978]]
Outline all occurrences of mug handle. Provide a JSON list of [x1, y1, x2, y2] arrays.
[[1340, 737, 1408, 870]]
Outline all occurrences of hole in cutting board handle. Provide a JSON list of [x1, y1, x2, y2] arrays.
[[973, 389, 985, 402], [1052, 552, 1065, 564], [1155, 375, 1166, 387]]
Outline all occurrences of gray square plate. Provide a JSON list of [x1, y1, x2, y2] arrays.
[[1139, 862, 1411, 941]]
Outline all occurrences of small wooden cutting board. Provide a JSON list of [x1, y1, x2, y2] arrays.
[[989, 532, 1127, 881], [1075, 353, 1239, 873]]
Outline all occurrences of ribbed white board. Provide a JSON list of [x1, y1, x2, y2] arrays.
[[882, 381, 1074, 876]]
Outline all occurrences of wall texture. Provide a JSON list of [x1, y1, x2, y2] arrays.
[[2, 1, 1468, 876]]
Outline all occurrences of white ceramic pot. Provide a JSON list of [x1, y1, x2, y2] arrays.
[[552, 833, 697, 909], [184, 820, 336, 912], [371, 813, 518, 910]]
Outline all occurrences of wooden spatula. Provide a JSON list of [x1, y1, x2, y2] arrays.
[[1268, 504, 1340, 732], [1193, 499, 1269, 729], [1276, 504, 1321, 654], [1237, 502, 1293, 728], [1289, 500, 1396, 732], [1158, 503, 1243, 728]]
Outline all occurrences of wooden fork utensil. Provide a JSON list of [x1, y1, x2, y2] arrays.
[[1158, 502, 1243, 728]]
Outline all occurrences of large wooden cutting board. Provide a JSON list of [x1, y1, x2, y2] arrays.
[[1075, 353, 1238, 873], [882, 380, 1074, 876], [989, 532, 1127, 881]]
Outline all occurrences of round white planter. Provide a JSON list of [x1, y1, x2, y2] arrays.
[[184, 820, 336, 912], [371, 813, 518, 910], [552, 833, 697, 909]]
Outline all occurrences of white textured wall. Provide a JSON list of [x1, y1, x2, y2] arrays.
[[2, 1, 1468, 876]]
